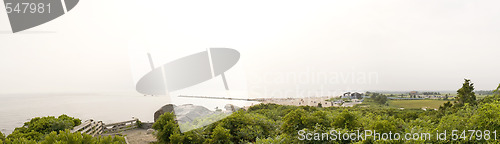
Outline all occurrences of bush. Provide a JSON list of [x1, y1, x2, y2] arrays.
[[333, 109, 359, 129], [281, 108, 314, 134], [0, 137, 37, 144], [152, 112, 179, 143], [374, 95, 388, 104], [180, 130, 206, 144], [136, 119, 143, 128], [255, 135, 291, 144], [7, 114, 81, 141], [0, 131, 5, 141], [206, 125, 232, 144], [1, 130, 126, 144], [40, 130, 125, 144], [148, 80, 500, 143]]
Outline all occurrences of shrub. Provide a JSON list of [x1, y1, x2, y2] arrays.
[[136, 119, 143, 128], [206, 125, 232, 144], [41, 130, 125, 144], [7, 114, 81, 141], [1, 130, 125, 144], [152, 112, 179, 143], [0, 131, 5, 141]]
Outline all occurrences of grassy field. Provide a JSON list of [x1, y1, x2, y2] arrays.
[[388, 100, 450, 109]]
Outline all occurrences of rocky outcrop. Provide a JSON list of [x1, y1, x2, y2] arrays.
[[175, 104, 214, 123], [153, 104, 214, 123], [153, 104, 175, 122], [224, 104, 241, 113]]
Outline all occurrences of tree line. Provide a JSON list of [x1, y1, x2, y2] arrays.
[[151, 79, 500, 143], [2, 79, 499, 143]]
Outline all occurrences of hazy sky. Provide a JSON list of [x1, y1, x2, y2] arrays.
[[0, 0, 499, 95]]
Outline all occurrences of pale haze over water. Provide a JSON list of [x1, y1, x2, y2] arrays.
[[1, 0, 500, 137]]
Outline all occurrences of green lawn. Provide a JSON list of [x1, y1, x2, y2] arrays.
[[389, 100, 450, 109]]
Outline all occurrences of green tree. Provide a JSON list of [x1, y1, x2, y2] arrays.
[[438, 101, 453, 112], [494, 83, 500, 96], [2, 130, 125, 144], [216, 111, 276, 143], [152, 112, 179, 143], [7, 114, 81, 141], [456, 79, 476, 106], [41, 130, 89, 144], [0, 131, 5, 141], [333, 110, 358, 129], [169, 131, 184, 144], [42, 130, 125, 144], [370, 93, 380, 99], [373, 95, 388, 105], [471, 102, 500, 133], [180, 130, 205, 144], [281, 109, 311, 134], [255, 135, 290, 144], [0, 138, 37, 144], [207, 125, 232, 144]]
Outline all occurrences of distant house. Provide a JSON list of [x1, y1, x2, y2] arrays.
[[351, 92, 363, 99], [342, 92, 364, 99], [343, 92, 351, 97], [409, 91, 418, 98]]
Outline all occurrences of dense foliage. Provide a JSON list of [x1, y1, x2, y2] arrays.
[[1, 130, 125, 144], [1, 115, 126, 144], [370, 93, 388, 105], [153, 112, 180, 143], [0, 131, 5, 142], [456, 79, 477, 106], [7, 114, 81, 141], [152, 80, 500, 143]]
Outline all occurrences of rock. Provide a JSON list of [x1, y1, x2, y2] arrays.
[[224, 104, 241, 113], [146, 129, 155, 134], [154, 104, 175, 122], [153, 104, 214, 123], [174, 104, 214, 123], [155, 104, 238, 132]]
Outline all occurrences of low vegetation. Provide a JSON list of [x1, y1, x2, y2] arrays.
[[6, 114, 81, 141], [2, 79, 499, 143], [151, 79, 500, 143], [0, 131, 5, 142], [0, 115, 126, 144]]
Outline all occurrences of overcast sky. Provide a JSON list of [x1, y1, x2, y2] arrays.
[[0, 0, 499, 96]]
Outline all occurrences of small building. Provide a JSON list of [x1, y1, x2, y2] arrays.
[[350, 92, 363, 99], [343, 92, 351, 97], [409, 91, 418, 97], [343, 92, 364, 99]]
